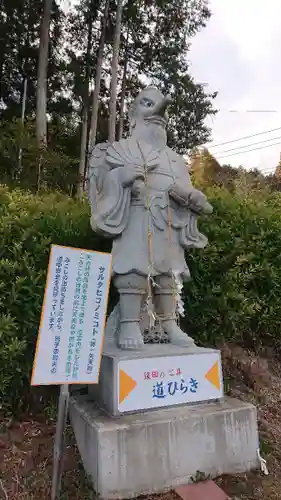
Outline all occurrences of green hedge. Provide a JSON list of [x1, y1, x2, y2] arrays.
[[184, 187, 281, 347], [0, 186, 110, 412], [1, 184, 281, 412]]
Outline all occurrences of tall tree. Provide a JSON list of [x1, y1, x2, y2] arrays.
[[274, 153, 281, 180], [36, 0, 53, 147], [108, 0, 123, 142], [0, 0, 66, 121], [77, 0, 97, 198], [65, 0, 217, 153], [125, 0, 216, 152], [117, 26, 129, 140], [0, 0, 218, 193], [88, 0, 110, 149]]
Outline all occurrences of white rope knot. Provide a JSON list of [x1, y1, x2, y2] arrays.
[[146, 272, 157, 330], [150, 275, 160, 289], [257, 448, 269, 475], [173, 271, 185, 318]]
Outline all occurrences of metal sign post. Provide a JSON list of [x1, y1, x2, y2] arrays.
[[51, 384, 70, 500], [30, 245, 112, 500]]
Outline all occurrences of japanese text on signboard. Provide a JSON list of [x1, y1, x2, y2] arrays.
[[86, 265, 106, 375]]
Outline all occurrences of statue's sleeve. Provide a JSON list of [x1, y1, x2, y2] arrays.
[[161, 151, 208, 249], [161, 200, 208, 250], [88, 143, 131, 237], [178, 210, 208, 249], [168, 153, 194, 204]]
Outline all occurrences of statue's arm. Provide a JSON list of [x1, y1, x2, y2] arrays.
[[88, 144, 132, 237], [168, 155, 212, 215]]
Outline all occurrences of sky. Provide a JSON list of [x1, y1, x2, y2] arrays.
[[188, 0, 281, 173]]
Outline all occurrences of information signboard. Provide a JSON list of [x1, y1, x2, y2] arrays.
[[31, 245, 111, 386]]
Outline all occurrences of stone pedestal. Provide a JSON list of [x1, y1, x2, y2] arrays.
[[70, 344, 259, 498], [88, 344, 224, 416], [69, 394, 259, 499]]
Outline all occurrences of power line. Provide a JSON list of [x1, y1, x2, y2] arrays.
[[219, 109, 280, 114], [213, 135, 281, 155], [206, 126, 281, 148], [215, 140, 281, 160]]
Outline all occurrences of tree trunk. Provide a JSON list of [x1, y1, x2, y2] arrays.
[[77, 105, 89, 198], [0, 17, 7, 101], [118, 58, 127, 140], [77, 1, 95, 199], [36, 0, 52, 148], [17, 76, 28, 175], [118, 29, 129, 141], [88, 0, 110, 150], [108, 0, 123, 143]]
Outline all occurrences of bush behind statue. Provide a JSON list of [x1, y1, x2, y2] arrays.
[[183, 187, 281, 348], [0, 185, 110, 413], [1, 184, 281, 412]]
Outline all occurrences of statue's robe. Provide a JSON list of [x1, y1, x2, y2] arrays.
[[88, 138, 207, 280]]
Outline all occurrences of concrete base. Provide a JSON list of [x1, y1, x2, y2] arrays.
[[69, 394, 259, 499]]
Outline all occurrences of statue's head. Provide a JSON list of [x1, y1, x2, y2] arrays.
[[129, 87, 172, 130]]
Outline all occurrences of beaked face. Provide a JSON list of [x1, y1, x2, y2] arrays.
[[134, 89, 169, 127]]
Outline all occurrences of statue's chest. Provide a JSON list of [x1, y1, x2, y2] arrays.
[[147, 150, 177, 190]]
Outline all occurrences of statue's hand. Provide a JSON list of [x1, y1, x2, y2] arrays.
[[119, 164, 145, 187], [188, 189, 213, 215], [131, 179, 145, 198]]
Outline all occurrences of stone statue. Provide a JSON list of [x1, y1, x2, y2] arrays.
[[88, 87, 212, 350]]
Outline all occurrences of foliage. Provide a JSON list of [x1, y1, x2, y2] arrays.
[[0, 0, 64, 121], [190, 149, 274, 194], [2, 184, 281, 412], [0, 184, 110, 413], [0, 119, 78, 193], [0, 0, 217, 190], [183, 187, 281, 349]]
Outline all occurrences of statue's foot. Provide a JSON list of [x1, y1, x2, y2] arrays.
[[162, 320, 195, 347], [117, 322, 144, 350]]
